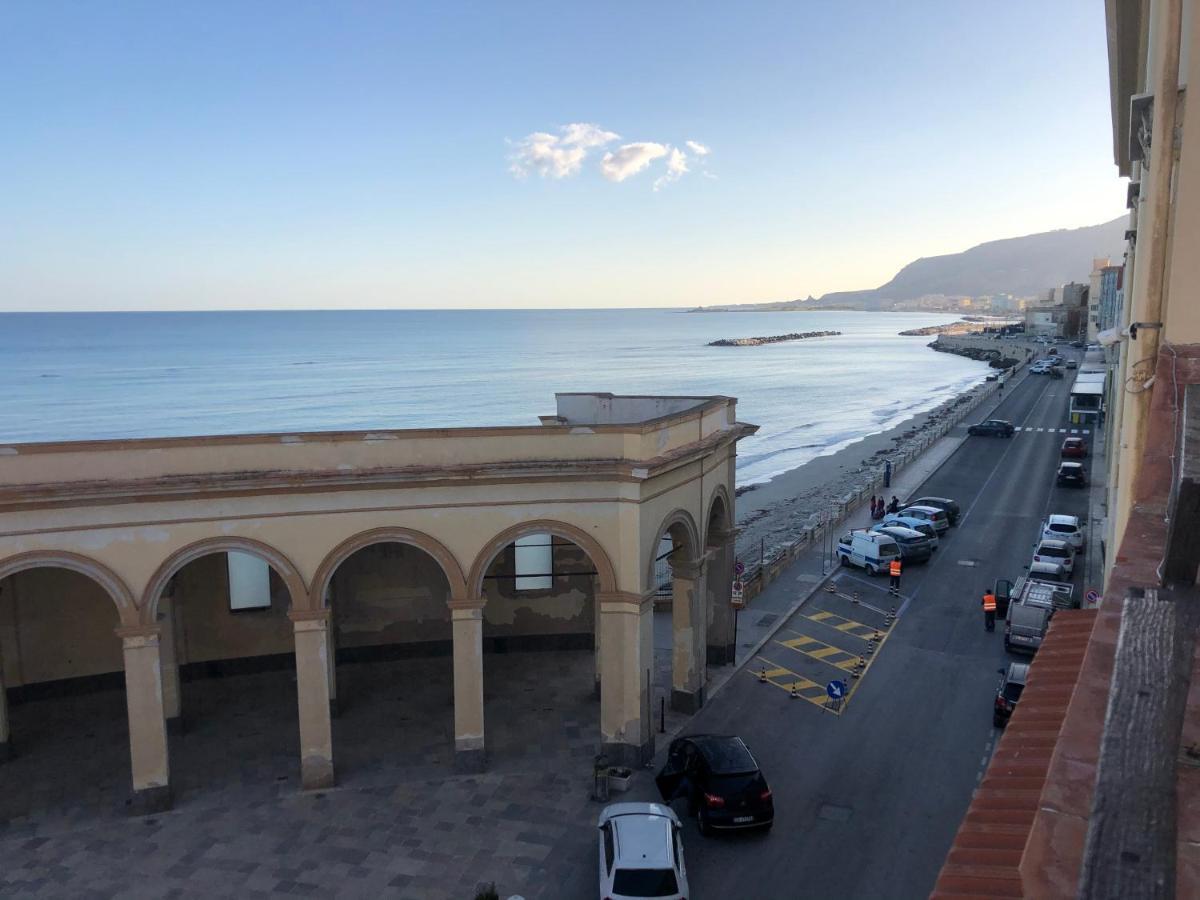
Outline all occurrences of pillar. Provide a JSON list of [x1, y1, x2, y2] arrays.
[[599, 591, 655, 767], [0, 650, 10, 761], [327, 617, 339, 718], [450, 598, 486, 772], [669, 557, 707, 713], [158, 594, 182, 734], [118, 625, 171, 814], [290, 608, 334, 790], [706, 530, 737, 665]]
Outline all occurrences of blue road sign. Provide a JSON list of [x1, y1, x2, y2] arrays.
[[826, 680, 847, 700], [1086, 589, 1100, 604]]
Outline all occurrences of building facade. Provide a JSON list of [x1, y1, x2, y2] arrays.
[[0, 393, 755, 810]]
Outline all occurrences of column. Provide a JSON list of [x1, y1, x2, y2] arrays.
[[327, 617, 339, 718], [449, 598, 486, 772], [0, 651, 10, 761], [118, 625, 172, 814], [669, 557, 707, 713], [290, 608, 334, 790], [706, 530, 737, 665], [158, 594, 182, 734], [599, 591, 655, 767]]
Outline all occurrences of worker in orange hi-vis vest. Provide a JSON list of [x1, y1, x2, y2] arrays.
[[982, 591, 997, 632], [888, 558, 902, 597]]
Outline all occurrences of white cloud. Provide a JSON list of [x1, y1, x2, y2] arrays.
[[685, 140, 711, 156], [653, 147, 690, 191], [508, 122, 620, 179], [599, 142, 669, 182]]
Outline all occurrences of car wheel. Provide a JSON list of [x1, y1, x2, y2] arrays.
[[993, 716, 1005, 728], [838, 554, 848, 567], [866, 564, 877, 576]]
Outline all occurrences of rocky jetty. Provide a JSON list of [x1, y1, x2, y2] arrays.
[[928, 340, 1018, 370], [898, 320, 983, 337], [708, 330, 840, 347]]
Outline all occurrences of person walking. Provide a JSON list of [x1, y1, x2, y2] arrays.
[[869, 496, 878, 519], [888, 496, 900, 514], [889, 558, 902, 597], [982, 590, 997, 632]]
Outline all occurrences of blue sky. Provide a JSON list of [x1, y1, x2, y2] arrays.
[[0, 1, 1126, 310]]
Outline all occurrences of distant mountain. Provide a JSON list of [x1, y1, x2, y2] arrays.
[[693, 217, 1128, 312]]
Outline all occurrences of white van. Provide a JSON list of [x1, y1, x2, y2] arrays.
[[836, 530, 901, 576]]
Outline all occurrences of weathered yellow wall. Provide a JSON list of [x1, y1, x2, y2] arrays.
[[480, 542, 594, 636], [331, 543, 452, 647], [0, 569, 123, 685], [172, 554, 294, 665]]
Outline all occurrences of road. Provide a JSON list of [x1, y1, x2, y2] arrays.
[[571, 346, 1097, 899]]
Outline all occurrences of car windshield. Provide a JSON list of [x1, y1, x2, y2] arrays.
[[878, 541, 899, 556], [612, 868, 679, 897], [1049, 523, 1075, 533], [1039, 545, 1070, 558], [1003, 682, 1025, 703]]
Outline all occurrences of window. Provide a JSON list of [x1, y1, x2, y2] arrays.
[[514, 533, 552, 591], [227, 551, 271, 611], [611, 868, 678, 897], [602, 823, 614, 874]]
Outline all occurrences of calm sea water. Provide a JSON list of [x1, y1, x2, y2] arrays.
[[0, 309, 986, 485]]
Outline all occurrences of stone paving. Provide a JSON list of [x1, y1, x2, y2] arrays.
[[0, 648, 693, 899]]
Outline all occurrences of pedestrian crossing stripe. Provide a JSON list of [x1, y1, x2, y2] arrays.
[[1084, 429, 1091, 434], [1071, 429, 1078, 433], [1036, 427, 1044, 432], [805, 610, 877, 639], [777, 634, 860, 672]]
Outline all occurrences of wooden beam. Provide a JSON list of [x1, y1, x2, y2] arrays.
[[1078, 585, 1199, 899]]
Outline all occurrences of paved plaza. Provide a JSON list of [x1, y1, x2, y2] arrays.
[[0, 643, 717, 899]]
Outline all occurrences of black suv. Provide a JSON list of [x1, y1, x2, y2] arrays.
[[968, 419, 1015, 437], [994, 662, 1030, 727], [906, 495, 960, 526], [656, 735, 774, 834], [1056, 461, 1088, 487]]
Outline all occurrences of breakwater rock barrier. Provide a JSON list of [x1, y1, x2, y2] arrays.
[[708, 330, 841, 347]]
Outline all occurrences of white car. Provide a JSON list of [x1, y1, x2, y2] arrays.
[[1030, 539, 1074, 580], [1041, 514, 1085, 553], [598, 803, 689, 900]]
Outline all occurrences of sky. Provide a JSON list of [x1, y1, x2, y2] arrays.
[[0, 1, 1128, 311]]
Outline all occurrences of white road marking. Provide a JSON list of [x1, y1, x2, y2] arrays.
[[1084, 429, 1091, 434], [1036, 427, 1044, 432], [1071, 428, 1079, 434]]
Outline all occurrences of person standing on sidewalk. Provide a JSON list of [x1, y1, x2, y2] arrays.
[[889, 558, 902, 597], [982, 590, 997, 631]]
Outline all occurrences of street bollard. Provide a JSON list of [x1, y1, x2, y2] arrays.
[[790, 683, 800, 699], [759, 666, 768, 682], [852, 591, 860, 605], [592, 753, 610, 802]]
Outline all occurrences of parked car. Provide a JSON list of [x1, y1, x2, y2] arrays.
[[837, 529, 901, 575], [1060, 437, 1088, 458], [898, 504, 950, 534], [1012, 577, 1076, 615], [1057, 461, 1088, 487], [655, 735, 774, 834], [598, 803, 689, 900], [993, 662, 1030, 727], [968, 419, 1015, 437], [1006, 603, 1050, 654], [1029, 538, 1074, 580], [1070, 340, 1086, 348], [1041, 514, 1085, 552], [879, 515, 939, 547], [869, 524, 933, 563], [906, 495, 960, 525], [1065, 359, 1078, 369], [1048, 366, 1064, 379]]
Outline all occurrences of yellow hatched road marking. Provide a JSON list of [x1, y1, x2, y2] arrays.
[[805, 610, 878, 638], [750, 656, 830, 708], [778, 632, 862, 672]]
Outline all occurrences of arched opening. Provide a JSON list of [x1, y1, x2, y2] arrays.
[[319, 538, 456, 781], [474, 525, 605, 770], [649, 512, 705, 721], [0, 563, 131, 820], [147, 543, 304, 800], [704, 490, 737, 667]]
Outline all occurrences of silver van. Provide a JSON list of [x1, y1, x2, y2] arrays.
[[1005, 603, 1050, 654]]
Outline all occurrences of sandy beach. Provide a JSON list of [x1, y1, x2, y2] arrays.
[[734, 381, 995, 563]]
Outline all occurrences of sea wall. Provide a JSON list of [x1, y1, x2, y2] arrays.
[[931, 334, 1040, 369]]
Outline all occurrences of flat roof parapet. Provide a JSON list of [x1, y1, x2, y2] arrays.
[[553, 392, 729, 426]]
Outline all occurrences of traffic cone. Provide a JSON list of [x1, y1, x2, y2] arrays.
[[852, 591, 860, 605], [758, 666, 768, 683], [790, 682, 800, 699]]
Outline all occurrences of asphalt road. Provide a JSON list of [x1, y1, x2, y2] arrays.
[[634, 348, 1096, 899]]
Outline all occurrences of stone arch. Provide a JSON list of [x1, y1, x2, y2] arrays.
[[647, 508, 702, 586], [140, 536, 308, 624], [705, 485, 733, 546], [311, 527, 469, 608], [0, 550, 139, 628], [467, 519, 617, 598]]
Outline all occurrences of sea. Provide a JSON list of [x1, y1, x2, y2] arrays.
[[0, 309, 987, 486]]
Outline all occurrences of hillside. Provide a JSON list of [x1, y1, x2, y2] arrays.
[[694, 216, 1128, 312]]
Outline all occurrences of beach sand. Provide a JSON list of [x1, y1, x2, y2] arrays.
[[734, 382, 995, 562]]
